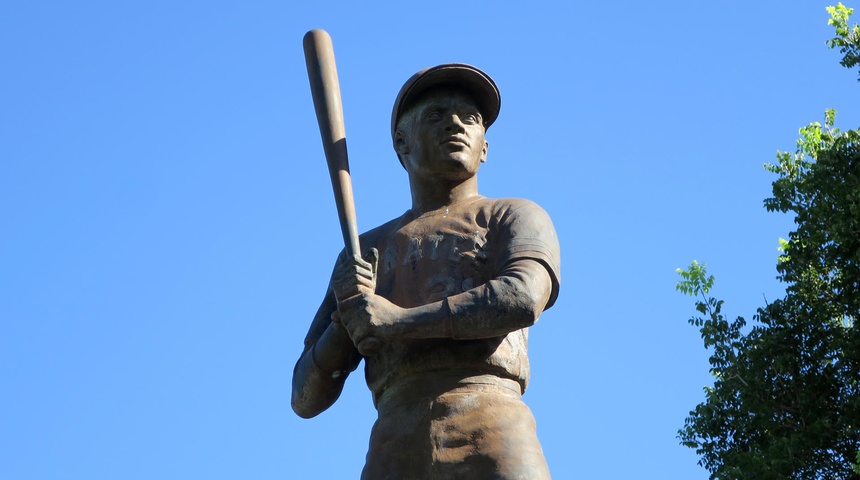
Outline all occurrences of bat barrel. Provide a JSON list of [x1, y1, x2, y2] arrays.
[[303, 29, 361, 258]]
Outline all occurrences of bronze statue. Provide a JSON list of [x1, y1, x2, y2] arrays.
[[292, 63, 561, 480]]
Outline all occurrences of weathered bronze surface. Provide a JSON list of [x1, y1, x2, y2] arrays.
[[292, 64, 561, 479]]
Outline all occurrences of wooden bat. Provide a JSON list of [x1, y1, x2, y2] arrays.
[[303, 29, 380, 356]]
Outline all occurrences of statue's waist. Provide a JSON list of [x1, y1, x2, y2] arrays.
[[365, 335, 531, 406], [375, 370, 522, 410]]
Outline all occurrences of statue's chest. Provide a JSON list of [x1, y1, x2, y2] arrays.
[[376, 218, 494, 306]]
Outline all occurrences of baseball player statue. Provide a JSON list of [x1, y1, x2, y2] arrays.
[[292, 63, 561, 480]]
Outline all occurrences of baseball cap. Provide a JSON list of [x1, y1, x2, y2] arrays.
[[390, 63, 501, 141]]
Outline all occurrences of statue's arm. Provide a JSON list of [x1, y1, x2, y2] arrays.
[[291, 286, 361, 418], [337, 256, 554, 343], [443, 256, 553, 339], [437, 199, 561, 339]]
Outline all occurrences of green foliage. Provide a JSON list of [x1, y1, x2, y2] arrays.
[[764, 110, 860, 316], [676, 7, 860, 479], [676, 260, 715, 298], [677, 265, 860, 479], [827, 3, 860, 79]]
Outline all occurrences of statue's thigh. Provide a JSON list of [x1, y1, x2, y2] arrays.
[[429, 390, 551, 480], [363, 388, 551, 480], [362, 396, 434, 480]]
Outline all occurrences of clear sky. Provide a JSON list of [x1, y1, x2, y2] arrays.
[[2, 1, 858, 479]]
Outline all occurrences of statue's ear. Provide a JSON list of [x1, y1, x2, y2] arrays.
[[393, 130, 410, 155], [480, 139, 488, 163]]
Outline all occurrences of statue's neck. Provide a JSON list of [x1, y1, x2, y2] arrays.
[[409, 175, 479, 216]]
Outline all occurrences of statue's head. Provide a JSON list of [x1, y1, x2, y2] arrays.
[[391, 64, 500, 176]]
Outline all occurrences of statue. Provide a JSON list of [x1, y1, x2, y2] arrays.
[[292, 63, 561, 479]]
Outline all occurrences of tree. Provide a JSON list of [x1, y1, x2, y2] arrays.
[[676, 5, 860, 479], [827, 3, 860, 81]]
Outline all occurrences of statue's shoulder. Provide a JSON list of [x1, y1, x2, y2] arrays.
[[492, 196, 545, 208], [358, 211, 411, 244], [481, 197, 553, 220]]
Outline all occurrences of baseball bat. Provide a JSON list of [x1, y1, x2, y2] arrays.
[[303, 29, 380, 356]]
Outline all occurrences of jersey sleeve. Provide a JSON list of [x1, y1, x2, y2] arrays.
[[494, 199, 561, 310]]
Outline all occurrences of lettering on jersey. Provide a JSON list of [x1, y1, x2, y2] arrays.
[[403, 237, 422, 266], [426, 234, 445, 261], [461, 231, 489, 269], [425, 274, 456, 298], [383, 244, 398, 274], [382, 231, 491, 281]]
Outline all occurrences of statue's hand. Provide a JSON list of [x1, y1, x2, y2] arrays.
[[336, 293, 404, 348], [331, 248, 378, 302]]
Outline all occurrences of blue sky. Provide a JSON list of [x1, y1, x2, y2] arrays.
[[3, 1, 859, 478]]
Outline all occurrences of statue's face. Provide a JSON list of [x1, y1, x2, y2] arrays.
[[396, 88, 488, 182]]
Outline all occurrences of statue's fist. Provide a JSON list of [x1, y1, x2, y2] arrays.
[[336, 293, 403, 352], [331, 248, 378, 302]]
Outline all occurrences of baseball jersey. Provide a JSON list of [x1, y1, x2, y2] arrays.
[[351, 195, 561, 403]]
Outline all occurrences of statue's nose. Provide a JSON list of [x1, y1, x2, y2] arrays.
[[444, 115, 466, 132]]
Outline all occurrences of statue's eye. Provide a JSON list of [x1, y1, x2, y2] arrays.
[[462, 113, 479, 125], [426, 111, 442, 121]]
